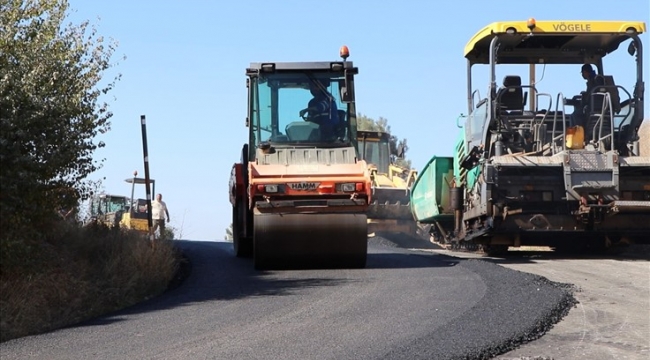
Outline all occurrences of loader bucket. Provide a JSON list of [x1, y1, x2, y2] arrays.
[[366, 187, 418, 237], [367, 187, 413, 220]]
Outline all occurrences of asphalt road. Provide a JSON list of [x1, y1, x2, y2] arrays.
[[0, 238, 575, 360]]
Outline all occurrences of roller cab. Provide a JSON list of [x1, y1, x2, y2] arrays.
[[230, 47, 372, 270]]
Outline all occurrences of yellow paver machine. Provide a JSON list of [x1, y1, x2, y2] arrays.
[[410, 19, 650, 255]]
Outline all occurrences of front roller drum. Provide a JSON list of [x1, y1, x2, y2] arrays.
[[253, 213, 368, 270]]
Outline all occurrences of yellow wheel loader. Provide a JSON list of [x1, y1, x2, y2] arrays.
[[356, 130, 419, 237]]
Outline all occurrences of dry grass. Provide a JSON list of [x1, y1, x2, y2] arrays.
[[0, 222, 180, 343]]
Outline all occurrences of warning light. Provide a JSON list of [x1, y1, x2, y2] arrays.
[[527, 18, 536, 31], [133, 170, 138, 176], [340, 45, 349, 60]]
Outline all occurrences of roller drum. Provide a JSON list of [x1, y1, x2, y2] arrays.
[[253, 212, 368, 270]]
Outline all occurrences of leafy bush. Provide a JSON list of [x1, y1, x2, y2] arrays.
[[1, 0, 121, 239]]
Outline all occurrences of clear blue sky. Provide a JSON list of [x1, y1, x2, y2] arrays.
[[66, 0, 649, 241]]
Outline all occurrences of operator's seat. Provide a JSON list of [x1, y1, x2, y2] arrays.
[[334, 110, 347, 139], [585, 75, 619, 145], [497, 75, 524, 112], [589, 75, 620, 114]]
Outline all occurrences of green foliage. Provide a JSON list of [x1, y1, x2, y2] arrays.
[[357, 113, 391, 133], [0, 0, 122, 239], [162, 226, 175, 241], [356, 113, 412, 169], [224, 223, 233, 242]]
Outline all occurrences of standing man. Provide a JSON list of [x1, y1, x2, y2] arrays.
[[151, 193, 170, 240]]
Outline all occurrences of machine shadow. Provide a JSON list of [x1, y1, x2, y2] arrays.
[[69, 241, 345, 327], [73, 240, 457, 329], [365, 251, 459, 269]]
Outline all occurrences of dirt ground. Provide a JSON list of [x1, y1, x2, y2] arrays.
[[422, 245, 650, 360]]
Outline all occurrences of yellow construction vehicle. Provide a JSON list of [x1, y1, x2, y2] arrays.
[[87, 193, 129, 228], [87, 172, 155, 234], [410, 19, 650, 255], [119, 174, 155, 233], [356, 130, 418, 237]]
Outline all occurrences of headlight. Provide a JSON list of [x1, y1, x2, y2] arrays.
[[256, 184, 279, 193]]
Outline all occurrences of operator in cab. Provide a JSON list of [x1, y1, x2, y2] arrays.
[[299, 79, 340, 140], [570, 64, 605, 127]]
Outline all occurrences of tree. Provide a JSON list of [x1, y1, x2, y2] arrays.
[[356, 113, 412, 169], [0, 0, 121, 237]]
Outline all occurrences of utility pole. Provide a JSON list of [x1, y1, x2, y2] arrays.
[[529, 64, 536, 111], [140, 115, 154, 243]]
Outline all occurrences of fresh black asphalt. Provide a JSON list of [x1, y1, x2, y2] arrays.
[[0, 237, 576, 360]]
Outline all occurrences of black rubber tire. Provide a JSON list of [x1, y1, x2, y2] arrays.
[[233, 201, 253, 258], [233, 143, 253, 258]]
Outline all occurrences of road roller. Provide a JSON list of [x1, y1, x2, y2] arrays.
[[229, 46, 372, 270]]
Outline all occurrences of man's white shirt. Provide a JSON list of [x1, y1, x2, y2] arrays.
[[152, 200, 167, 220]]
